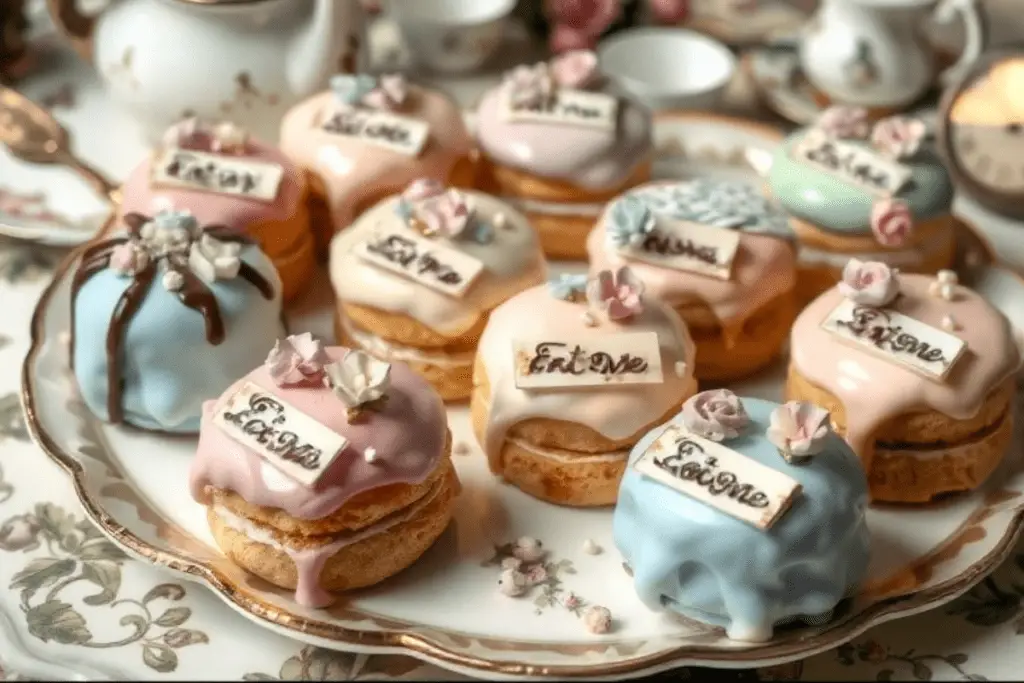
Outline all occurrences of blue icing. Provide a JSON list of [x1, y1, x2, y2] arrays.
[[613, 397, 870, 642], [767, 130, 954, 234], [72, 241, 285, 434]]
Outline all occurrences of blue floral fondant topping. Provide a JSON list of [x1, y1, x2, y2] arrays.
[[468, 221, 494, 245], [152, 210, 198, 233], [330, 74, 378, 106], [547, 273, 589, 301], [606, 196, 656, 249], [393, 198, 414, 222]]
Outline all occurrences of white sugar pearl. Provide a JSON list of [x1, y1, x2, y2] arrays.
[[581, 311, 598, 327], [582, 539, 602, 555], [161, 270, 184, 292], [140, 222, 156, 240], [674, 361, 688, 378], [939, 283, 955, 301], [493, 212, 508, 230], [363, 447, 378, 464], [937, 269, 958, 285], [941, 315, 960, 332]]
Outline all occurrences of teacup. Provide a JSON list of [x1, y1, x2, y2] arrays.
[[390, 0, 517, 74], [597, 27, 737, 111]]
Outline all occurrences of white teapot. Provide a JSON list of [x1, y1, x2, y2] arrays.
[[46, 0, 364, 142], [799, 0, 985, 110]]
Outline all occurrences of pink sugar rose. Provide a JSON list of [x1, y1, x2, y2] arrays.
[[681, 389, 750, 442], [362, 74, 407, 111], [587, 266, 645, 321], [546, 0, 620, 53], [816, 106, 870, 140], [871, 116, 928, 160], [648, 0, 690, 23], [265, 333, 330, 386], [549, 49, 599, 89], [838, 259, 900, 307], [767, 401, 831, 459], [505, 62, 554, 107], [419, 189, 473, 238], [870, 198, 914, 247], [402, 178, 446, 202]]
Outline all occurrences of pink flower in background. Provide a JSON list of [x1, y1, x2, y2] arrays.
[[681, 389, 750, 442], [546, 0, 620, 53], [838, 259, 900, 307], [549, 49, 599, 88], [766, 401, 831, 458], [870, 199, 914, 247], [816, 105, 870, 140], [419, 190, 473, 238], [587, 266, 645, 321], [871, 116, 928, 160], [265, 333, 330, 386], [647, 0, 690, 23]]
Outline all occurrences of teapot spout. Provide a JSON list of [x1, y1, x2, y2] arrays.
[[287, 0, 365, 97]]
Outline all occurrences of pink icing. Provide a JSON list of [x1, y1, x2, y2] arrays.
[[188, 347, 448, 521], [790, 275, 1022, 467], [278, 87, 473, 229], [120, 131, 306, 231], [474, 82, 652, 191], [587, 197, 796, 335]]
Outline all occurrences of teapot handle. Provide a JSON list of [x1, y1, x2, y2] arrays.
[[44, 0, 97, 63], [933, 0, 987, 88]]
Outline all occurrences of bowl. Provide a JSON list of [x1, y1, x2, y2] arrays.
[[597, 27, 738, 111], [389, 0, 517, 74]]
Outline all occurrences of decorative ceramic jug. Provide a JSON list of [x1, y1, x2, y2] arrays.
[[46, 0, 364, 142], [799, 0, 985, 109]]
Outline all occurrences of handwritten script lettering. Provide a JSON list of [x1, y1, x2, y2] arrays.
[[355, 231, 483, 298], [820, 298, 966, 381], [501, 89, 617, 130], [320, 108, 429, 156], [512, 333, 664, 389], [213, 381, 349, 488], [617, 218, 740, 280], [151, 148, 284, 202], [792, 135, 913, 196], [633, 425, 802, 530]]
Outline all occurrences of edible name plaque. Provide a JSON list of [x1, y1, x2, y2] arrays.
[[619, 217, 741, 280], [633, 425, 802, 530], [355, 230, 484, 298], [501, 89, 618, 131], [151, 148, 285, 202], [820, 299, 967, 381], [512, 332, 664, 389], [791, 133, 913, 197], [213, 381, 349, 488], [320, 106, 430, 156]]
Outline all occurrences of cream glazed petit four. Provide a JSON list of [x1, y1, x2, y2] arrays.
[[475, 50, 653, 259], [470, 267, 698, 506], [587, 179, 798, 381], [767, 107, 956, 300], [786, 261, 1022, 503], [279, 73, 475, 253], [70, 211, 285, 433], [118, 118, 316, 303], [614, 392, 870, 642], [189, 336, 457, 608], [330, 179, 547, 401]]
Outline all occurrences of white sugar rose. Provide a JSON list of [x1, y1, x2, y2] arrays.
[[838, 259, 900, 307], [767, 401, 831, 461], [324, 350, 391, 412]]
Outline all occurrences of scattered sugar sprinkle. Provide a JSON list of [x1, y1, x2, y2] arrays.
[[941, 315, 960, 332], [363, 447, 378, 464], [453, 441, 471, 456], [582, 539, 602, 555], [513, 536, 545, 562], [161, 270, 184, 292], [581, 310, 598, 327], [674, 361, 688, 378], [937, 269, 958, 285], [498, 568, 527, 597], [57, 330, 71, 350], [501, 557, 523, 570], [493, 212, 509, 230], [965, 250, 982, 268], [583, 605, 613, 634]]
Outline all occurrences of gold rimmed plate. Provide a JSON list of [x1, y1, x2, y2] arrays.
[[20, 113, 1024, 680]]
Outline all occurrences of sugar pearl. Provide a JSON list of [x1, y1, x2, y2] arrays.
[[582, 539, 602, 555], [939, 282, 955, 301], [941, 315, 960, 332], [493, 212, 508, 230], [581, 311, 598, 327], [674, 361, 688, 378], [161, 270, 184, 292], [512, 536, 545, 563], [937, 269, 958, 285], [363, 447, 378, 463], [452, 441, 471, 456], [582, 605, 612, 634]]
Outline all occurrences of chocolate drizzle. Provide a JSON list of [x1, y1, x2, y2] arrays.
[[68, 212, 276, 426]]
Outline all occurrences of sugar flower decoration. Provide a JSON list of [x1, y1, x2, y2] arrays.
[[681, 390, 750, 442], [870, 198, 914, 248], [606, 196, 656, 249], [838, 259, 900, 308], [362, 74, 408, 112], [419, 189, 474, 239], [871, 116, 927, 160], [329, 73, 379, 107], [188, 233, 242, 284], [549, 49, 599, 89], [587, 267, 644, 321], [324, 350, 391, 421], [929, 269, 959, 301], [161, 117, 200, 148], [815, 105, 870, 140], [210, 121, 249, 154], [402, 178, 446, 202], [265, 333, 329, 387], [109, 241, 150, 277], [140, 210, 200, 256], [767, 401, 831, 464], [547, 273, 590, 302], [504, 62, 554, 108], [161, 269, 184, 292]]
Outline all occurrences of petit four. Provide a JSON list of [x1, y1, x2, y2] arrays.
[[786, 261, 1021, 502], [279, 73, 475, 253], [189, 337, 456, 607], [767, 107, 956, 300], [70, 210, 285, 434], [614, 392, 870, 642], [587, 179, 797, 381], [330, 180, 547, 401], [470, 267, 698, 506], [118, 118, 316, 303], [475, 50, 654, 259]]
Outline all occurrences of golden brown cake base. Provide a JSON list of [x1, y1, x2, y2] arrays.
[[334, 307, 478, 402], [207, 460, 459, 594], [677, 290, 796, 382], [478, 157, 652, 261], [470, 357, 697, 506], [786, 366, 1014, 503]]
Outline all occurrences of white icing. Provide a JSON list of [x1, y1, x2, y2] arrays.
[[331, 191, 547, 336], [339, 313, 475, 369]]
